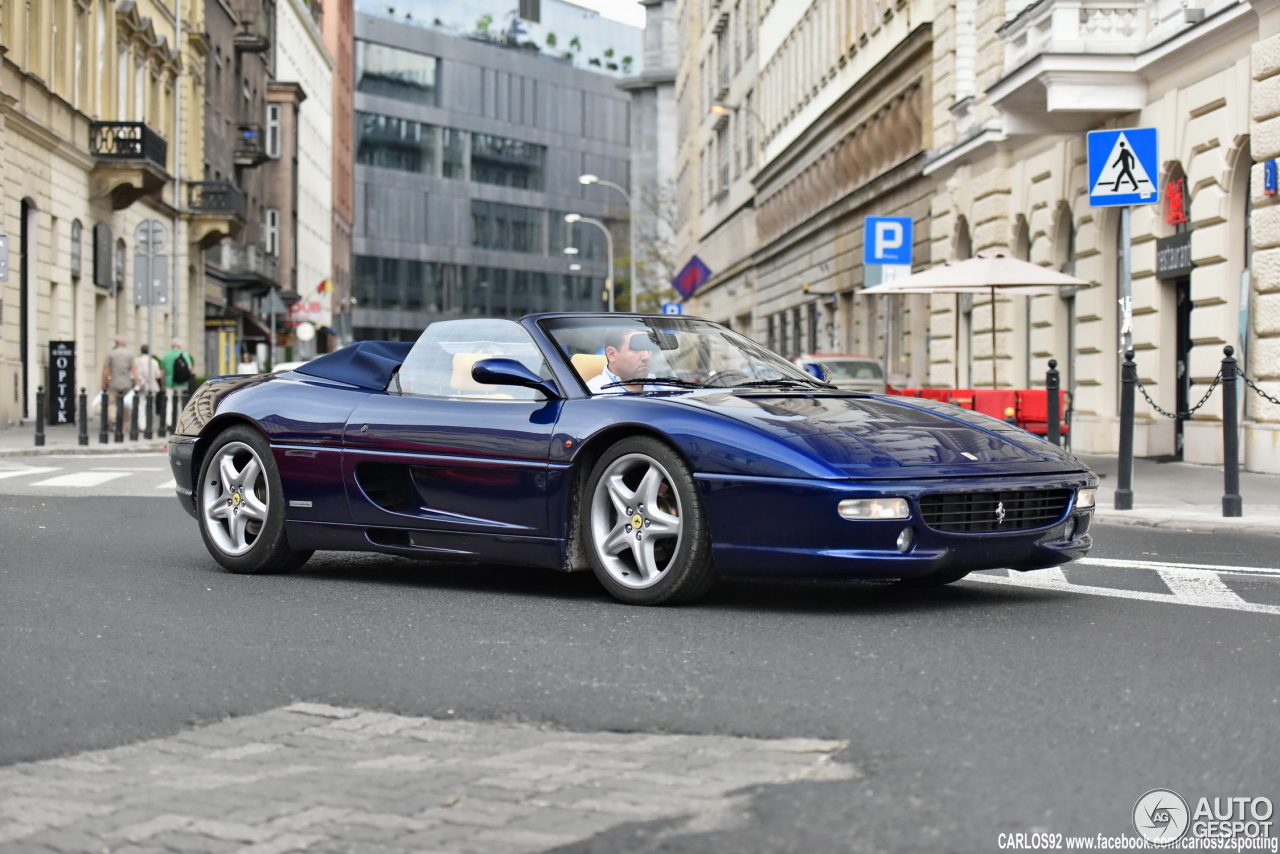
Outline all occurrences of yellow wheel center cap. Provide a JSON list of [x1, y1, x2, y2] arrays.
[[233, 493, 241, 507], [631, 513, 643, 529]]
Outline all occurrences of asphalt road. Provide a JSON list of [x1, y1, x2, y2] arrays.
[[1, 453, 1277, 853]]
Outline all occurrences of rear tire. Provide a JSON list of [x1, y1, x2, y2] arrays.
[[196, 425, 313, 575], [582, 436, 717, 605]]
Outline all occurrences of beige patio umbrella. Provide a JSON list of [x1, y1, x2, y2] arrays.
[[860, 254, 1090, 388]]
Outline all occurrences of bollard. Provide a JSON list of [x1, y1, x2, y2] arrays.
[[99, 387, 110, 444], [1047, 359, 1061, 447], [78, 388, 89, 446], [157, 389, 167, 438], [143, 391, 154, 440], [34, 386, 45, 447], [171, 389, 180, 430], [1116, 350, 1137, 510], [1222, 346, 1242, 517], [129, 389, 140, 441], [114, 390, 125, 443]]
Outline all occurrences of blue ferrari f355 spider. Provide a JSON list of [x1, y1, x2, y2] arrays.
[[168, 313, 1096, 605]]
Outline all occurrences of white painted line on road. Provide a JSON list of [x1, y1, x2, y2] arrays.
[[156, 478, 176, 489], [1079, 557, 1280, 577], [1156, 568, 1252, 609], [28, 471, 132, 488], [969, 572, 1280, 615], [0, 467, 60, 480], [91, 467, 164, 472]]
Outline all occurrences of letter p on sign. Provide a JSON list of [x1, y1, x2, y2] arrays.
[[864, 216, 913, 266]]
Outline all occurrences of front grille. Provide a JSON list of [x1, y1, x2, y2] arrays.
[[919, 489, 1073, 532]]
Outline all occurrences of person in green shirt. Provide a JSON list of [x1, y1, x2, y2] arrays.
[[161, 338, 195, 392]]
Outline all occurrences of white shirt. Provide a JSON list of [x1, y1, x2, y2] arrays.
[[586, 364, 655, 395]]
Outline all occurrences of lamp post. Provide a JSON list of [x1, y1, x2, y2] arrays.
[[565, 213, 614, 312], [710, 102, 767, 168], [578, 174, 634, 312]]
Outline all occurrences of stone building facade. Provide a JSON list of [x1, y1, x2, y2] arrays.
[[0, 0, 206, 428], [1249, 0, 1280, 473], [926, 0, 1268, 468]]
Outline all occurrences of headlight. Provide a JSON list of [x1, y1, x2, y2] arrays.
[[1076, 488, 1095, 509], [838, 497, 910, 520]]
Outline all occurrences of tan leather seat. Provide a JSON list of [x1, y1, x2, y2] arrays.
[[450, 353, 513, 398], [571, 353, 607, 383]]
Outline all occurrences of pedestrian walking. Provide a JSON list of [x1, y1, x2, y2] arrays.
[[161, 338, 195, 394], [132, 344, 162, 430], [101, 335, 133, 402], [236, 349, 260, 375]]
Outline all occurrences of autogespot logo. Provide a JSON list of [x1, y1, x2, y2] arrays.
[[1134, 789, 1190, 844]]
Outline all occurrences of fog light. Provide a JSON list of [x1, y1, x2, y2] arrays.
[[896, 527, 915, 553], [1076, 488, 1095, 509], [1064, 517, 1078, 540], [838, 497, 910, 520]]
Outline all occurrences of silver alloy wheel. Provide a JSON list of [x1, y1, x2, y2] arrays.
[[201, 441, 269, 557], [590, 453, 683, 589]]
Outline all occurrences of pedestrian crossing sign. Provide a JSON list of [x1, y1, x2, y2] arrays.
[[1088, 128, 1160, 207]]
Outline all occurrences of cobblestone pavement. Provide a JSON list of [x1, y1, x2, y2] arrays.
[[0, 704, 852, 854]]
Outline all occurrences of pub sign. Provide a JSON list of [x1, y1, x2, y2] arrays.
[[47, 341, 76, 425]]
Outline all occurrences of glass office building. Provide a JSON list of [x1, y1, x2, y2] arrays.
[[353, 12, 634, 341]]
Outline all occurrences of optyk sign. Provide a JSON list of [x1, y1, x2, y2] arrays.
[[47, 341, 76, 425]]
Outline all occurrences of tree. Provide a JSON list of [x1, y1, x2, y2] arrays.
[[545, 32, 557, 47], [604, 47, 614, 58], [588, 57, 601, 66], [621, 56, 633, 73], [476, 14, 492, 33], [569, 35, 582, 52], [630, 179, 681, 313]]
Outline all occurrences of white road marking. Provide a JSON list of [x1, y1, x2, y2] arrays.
[[969, 566, 1280, 615], [28, 471, 133, 488], [91, 467, 164, 472], [0, 467, 60, 480], [1078, 556, 1280, 578], [157, 478, 176, 489]]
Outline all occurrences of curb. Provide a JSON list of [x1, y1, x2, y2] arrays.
[[0, 442, 167, 458], [1092, 513, 1280, 537]]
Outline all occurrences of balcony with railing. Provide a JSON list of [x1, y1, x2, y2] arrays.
[[88, 121, 170, 209], [234, 8, 271, 53], [188, 181, 247, 248], [206, 242, 280, 289], [989, 0, 1203, 129], [234, 124, 270, 167]]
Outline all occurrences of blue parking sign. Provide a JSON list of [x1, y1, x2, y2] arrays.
[[864, 217, 913, 266], [1088, 128, 1159, 207], [661, 303, 683, 315]]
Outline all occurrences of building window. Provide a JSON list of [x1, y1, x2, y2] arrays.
[[70, 220, 82, 280], [117, 44, 127, 120], [471, 201, 543, 254], [355, 40, 439, 106], [518, 0, 541, 22], [355, 112, 436, 174], [134, 56, 144, 121], [114, 238, 125, 294], [767, 314, 777, 351], [266, 103, 281, 157], [744, 89, 755, 167], [265, 209, 280, 255], [442, 127, 466, 178], [470, 133, 545, 190], [745, 0, 755, 57], [716, 123, 729, 197]]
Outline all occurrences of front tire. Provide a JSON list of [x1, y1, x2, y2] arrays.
[[197, 425, 312, 574], [582, 436, 717, 605]]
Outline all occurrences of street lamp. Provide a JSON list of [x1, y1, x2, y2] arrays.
[[710, 102, 768, 167], [565, 213, 614, 312], [578, 173, 635, 313]]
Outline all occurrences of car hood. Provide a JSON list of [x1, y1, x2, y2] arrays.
[[668, 391, 1086, 478]]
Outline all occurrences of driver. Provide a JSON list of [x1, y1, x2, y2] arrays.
[[586, 328, 654, 394]]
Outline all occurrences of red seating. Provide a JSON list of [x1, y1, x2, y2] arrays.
[[1017, 389, 1070, 435], [948, 389, 976, 409], [973, 390, 1019, 421], [917, 388, 952, 403]]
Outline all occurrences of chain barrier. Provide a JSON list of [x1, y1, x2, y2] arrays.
[[1243, 373, 1280, 408], [1134, 371, 1221, 420]]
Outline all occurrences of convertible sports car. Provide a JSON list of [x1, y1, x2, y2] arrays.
[[168, 313, 1096, 605]]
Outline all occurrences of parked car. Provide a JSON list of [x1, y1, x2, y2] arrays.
[[168, 314, 1095, 606], [793, 354, 887, 394]]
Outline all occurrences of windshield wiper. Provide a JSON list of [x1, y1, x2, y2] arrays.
[[600, 376, 708, 390], [732, 378, 837, 390]]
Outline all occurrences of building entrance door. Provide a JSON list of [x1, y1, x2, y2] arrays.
[[1175, 276, 1193, 458]]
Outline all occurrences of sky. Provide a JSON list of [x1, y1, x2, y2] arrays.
[[563, 0, 645, 28]]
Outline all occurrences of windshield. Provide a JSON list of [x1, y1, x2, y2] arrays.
[[540, 316, 828, 394], [820, 359, 884, 380]]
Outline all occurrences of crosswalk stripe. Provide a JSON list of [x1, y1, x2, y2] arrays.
[[969, 571, 1280, 615], [28, 471, 132, 488], [157, 478, 176, 489], [1078, 557, 1280, 577], [1155, 568, 1251, 609], [0, 467, 60, 480]]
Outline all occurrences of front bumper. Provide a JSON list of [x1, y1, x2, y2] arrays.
[[698, 472, 1095, 581], [168, 435, 198, 519]]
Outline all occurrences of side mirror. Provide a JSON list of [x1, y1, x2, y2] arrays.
[[803, 362, 832, 382], [471, 358, 562, 399]]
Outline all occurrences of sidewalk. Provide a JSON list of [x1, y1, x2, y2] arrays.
[[1079, 453, 1280, 536], [0, 423, 166, 457]]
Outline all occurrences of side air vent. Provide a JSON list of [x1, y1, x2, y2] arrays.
[[355, 463, 418, 514]]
